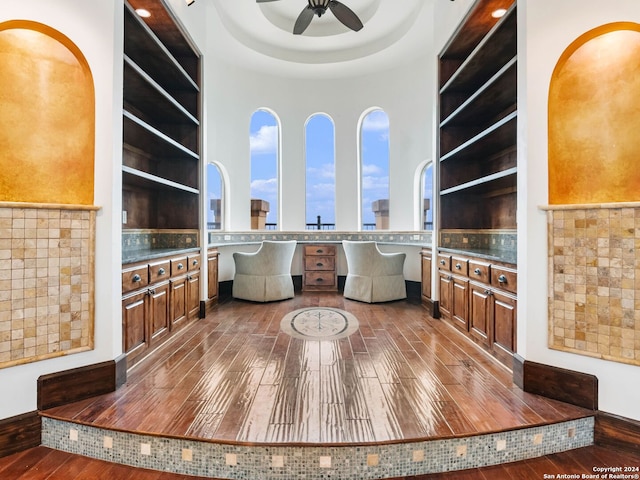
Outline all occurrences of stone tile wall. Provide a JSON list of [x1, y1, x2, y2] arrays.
[[547, 204, 640, 366], [0, 204, 96, 368]]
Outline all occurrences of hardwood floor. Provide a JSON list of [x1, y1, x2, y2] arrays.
[[3, 293, 639, 478], [42, 294, 591, 445]]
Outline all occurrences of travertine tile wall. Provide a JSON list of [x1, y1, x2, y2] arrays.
[[547, 205, 640, 366], [0, 204, 95, 368]]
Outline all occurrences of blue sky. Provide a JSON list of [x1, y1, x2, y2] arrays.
[[208, 109, 392, 228]]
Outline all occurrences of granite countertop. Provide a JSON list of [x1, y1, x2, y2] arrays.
[[122, 247, 200, 265], [438, 247, 517, 265]]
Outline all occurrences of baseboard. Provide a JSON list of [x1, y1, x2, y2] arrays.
[[512, 356, 598, 410], [0, 411, 41, 458], [595, 411, 640, 454], [38, 358, 127, 411]]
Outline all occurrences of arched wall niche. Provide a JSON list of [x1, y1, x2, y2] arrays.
[[548, 22, 640, 205], [0, 20, 95, 205]]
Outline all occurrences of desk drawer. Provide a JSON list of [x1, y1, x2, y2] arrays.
[[437, 254, 451, 271], [304, 256, 335, 271], [304, 271, 336, 288], [171, 256, 188, 276], [304, 245, 336, 257], [451, 256, 468, 277]]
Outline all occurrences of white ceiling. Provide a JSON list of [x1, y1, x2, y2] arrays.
[[204, 0, 451, 79]]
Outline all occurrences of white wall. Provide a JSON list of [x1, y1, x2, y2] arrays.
[[205, 59, 435, 233], [0, 0, 121, 420], [519, 0, 640, 421]]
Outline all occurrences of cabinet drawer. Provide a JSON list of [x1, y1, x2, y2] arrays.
[[468, 260, 490, 283], [304, 256, 335, 271], [171, 256, 188, 276], [122, 265, 149, 293], [304, 271, 336, 288], [437, 254, 451, 270], [187, 254, 200, 271], [491, 265, 517, 294], [304, 245, 336, 256], [149, 260, 170, 283], [451, 256, 468, 277]]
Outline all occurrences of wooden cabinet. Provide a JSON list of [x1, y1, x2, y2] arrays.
[[207, 249, 219, 301], [122, 1, 201, 231], [438, 1, 517, 231], [436, 250, 517, 367], [122, 251, 201, 365], [420, 249, 432, 301], [303, 244, 337, 291]]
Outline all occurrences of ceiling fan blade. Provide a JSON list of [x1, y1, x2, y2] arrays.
[[256, 0, 281, 3], [293, 6, 315, 35], [328, 1, 363, 32]]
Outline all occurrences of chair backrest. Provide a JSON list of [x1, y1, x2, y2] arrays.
[[342, 241, 379, 276], [257, 241, 296, 274]]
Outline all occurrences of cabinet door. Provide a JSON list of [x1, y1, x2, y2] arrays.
[[421, 253, 432, 300], [451, 276, 469, 331], [492, 290, 517, 359], [187, 271, 200, 319], [468, 282, 491, 348], [170, 276, 188, 329], [122, 290, 148, 361], [438, 272, 453, 319], [149, 282, 170, 344], [207, 252, 218, 300]]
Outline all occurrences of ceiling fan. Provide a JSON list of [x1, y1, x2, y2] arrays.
[[256, 0, 364, 35]]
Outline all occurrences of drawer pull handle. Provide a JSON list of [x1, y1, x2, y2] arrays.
[[132, 274, 142, 283], [440, 259, 446, 265], [474, 268, 481, 275], [316, 262, 324, 267], [498, 274, 507, 284], [192, 259, 198, 266], [316, 249, 324, 254], [455, 263, 461, 270], [158, 268, 166, 275], [484, 289, 492, 295], [177, 263, 184, 270], [148, 288, 155, 295], [316, 278, 324, 282]]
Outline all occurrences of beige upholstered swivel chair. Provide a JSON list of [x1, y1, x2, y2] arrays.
[[342, 240, 407, 303], [232, 240, 297, 302]]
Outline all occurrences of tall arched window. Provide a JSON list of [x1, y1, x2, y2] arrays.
[[305, 114, 335, 230], [250, 109, 279, 229], [421, 162, 434, 230], [360, 109, 390, 230], [206, 163, 224, 230]]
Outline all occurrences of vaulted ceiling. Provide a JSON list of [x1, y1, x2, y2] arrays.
[[204, 0, 451, 79]]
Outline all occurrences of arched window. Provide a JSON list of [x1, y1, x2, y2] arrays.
[[421, 162, 434, 230], [360, 109, 390, 230], [250, 109, 279, 229], [206, 163, 224, 230], [305, 114, 335, 230]]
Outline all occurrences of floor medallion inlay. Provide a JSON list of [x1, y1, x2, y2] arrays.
[[280, 307, 359, 341]]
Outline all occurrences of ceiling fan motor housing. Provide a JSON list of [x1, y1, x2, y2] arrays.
[[308, 0, 331, 17]]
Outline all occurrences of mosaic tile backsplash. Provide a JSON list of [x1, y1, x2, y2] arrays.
[[547, 205, 640, 366], [0, 204, 95, 368]]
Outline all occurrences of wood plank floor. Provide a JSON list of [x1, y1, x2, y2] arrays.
[[2, 444, 640, 480], [42, 293, 591, 445]]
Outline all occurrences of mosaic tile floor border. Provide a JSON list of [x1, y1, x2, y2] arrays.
[[41, 416, 594, 479]]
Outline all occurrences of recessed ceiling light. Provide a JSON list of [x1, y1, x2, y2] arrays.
[[135, 8, 151, 18], [491, 8, 507, 18]]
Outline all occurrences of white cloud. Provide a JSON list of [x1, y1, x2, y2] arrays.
[[250, 177, 277, 196], [362, 163, 382, 176], [362, 111, 389, 132], [250, 125, 278, 154], [307, 163, 335, 181]]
